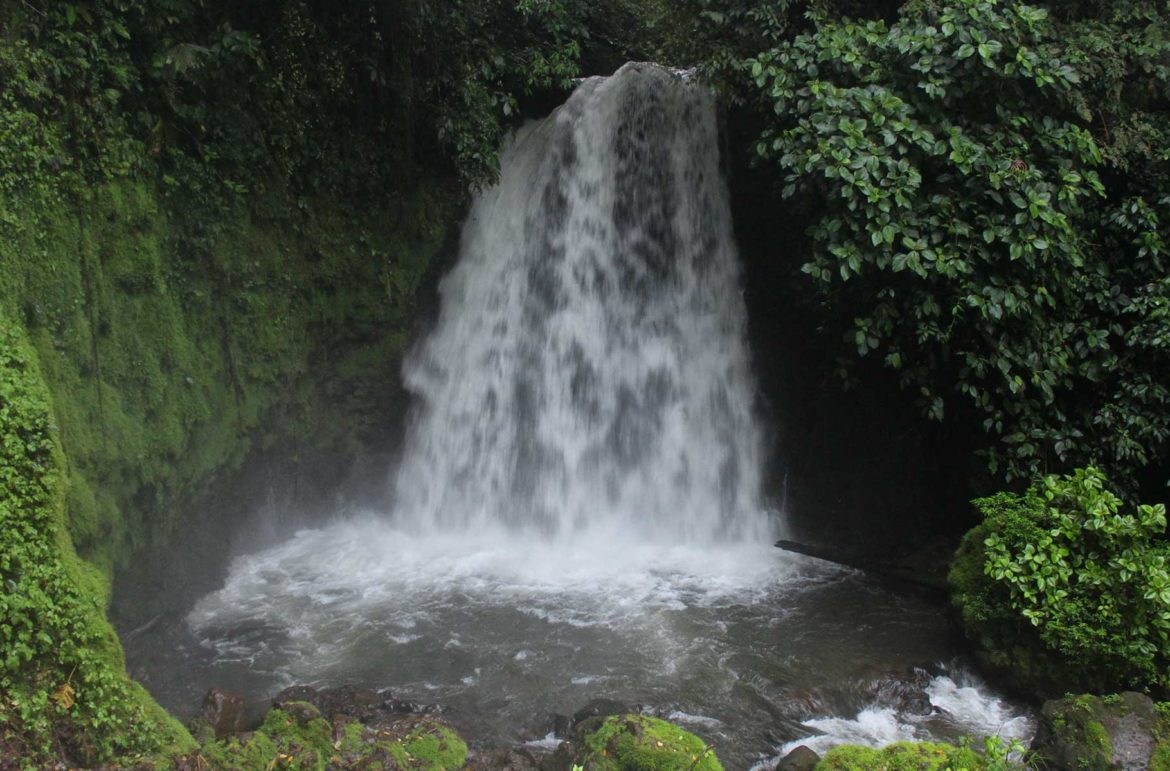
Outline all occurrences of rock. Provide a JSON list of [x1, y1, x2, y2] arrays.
[[577, 714, 722, 770], [271, 684, 318, 707], [196, 687, 245, 739], [1031, 692, 1160, 770], [548, 713, 572, 738], [279, 700, 322, 724], [538, 742, 576, 771], [190, 707, 468, 770], [272, 683, 437, 722], [466, 747, 543, 770], [777, 745, 820, 771], [572, 698, 631, 727]]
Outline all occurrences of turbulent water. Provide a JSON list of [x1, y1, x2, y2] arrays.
[[392, 62, 768, 542], [132, 63, 1037, 769]]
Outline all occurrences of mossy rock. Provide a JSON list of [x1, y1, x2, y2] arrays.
[[815, 741, 984, 770], [581, 714, 721, 771], [1032, 693, 1161, 770], [386, 718, 469, 770], [189, 709, 468, 770]]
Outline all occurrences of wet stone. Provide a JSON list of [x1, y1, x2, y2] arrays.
[[777, 745, 820, 771], [197, 687, 245, 739]]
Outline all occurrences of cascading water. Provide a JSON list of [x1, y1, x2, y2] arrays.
[[393, 62, 768, 543], [120, 63, 1036, 770]]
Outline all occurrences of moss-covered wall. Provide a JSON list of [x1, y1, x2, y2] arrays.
[[0, 152, 461, 767], [3, 178, 455, 572]]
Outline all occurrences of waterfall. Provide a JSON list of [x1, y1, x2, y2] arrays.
[[392, 63, 770, 543]]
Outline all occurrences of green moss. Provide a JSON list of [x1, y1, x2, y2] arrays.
[[0, 6, 467, 766], [386, 722, 469, 770], [198, 707, 338, 771], [1, 75, 457, 771], [581, 714, 721, 771], [1152, 742, 1170, 771], [815, 741, 985, 770]]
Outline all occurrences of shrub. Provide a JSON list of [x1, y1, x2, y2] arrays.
[[950, 467, 1170, 693]]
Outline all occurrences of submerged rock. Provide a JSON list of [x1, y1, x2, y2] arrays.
[[1031, 692, 1163, 770]]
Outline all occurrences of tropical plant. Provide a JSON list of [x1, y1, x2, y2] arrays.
[[951, 467, 1170, 692], [737, 0, 1170, 490]]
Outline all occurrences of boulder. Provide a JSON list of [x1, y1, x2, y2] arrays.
[[777, 745, 820, 771], [1031, 692, 1161, 770], [578, 714, 722, 771]]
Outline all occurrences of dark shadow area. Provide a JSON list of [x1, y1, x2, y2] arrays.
[[725, 106, 984, 574]]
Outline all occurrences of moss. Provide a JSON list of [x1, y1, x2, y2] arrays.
[[386, 722, 469, 770], [1, 8, 466, 765], [1034, 695, 1120, 771], [198, 707, 338, 771], [581, 714, 722, 771], [1, 98, 458, 771], [0, 317, 196, 766], [815, 741, 985, 770], [195, 710, 468, 771], [1152, 742, 1170, 771]]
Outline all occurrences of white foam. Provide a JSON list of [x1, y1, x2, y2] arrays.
[[524, 733, 565, 750], [770, 673, 1035, 764], [667, 711, 723, 728]]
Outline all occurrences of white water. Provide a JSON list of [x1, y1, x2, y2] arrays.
[[178, 64, 1035, 769], [392, 62, 769, 542], [766, 672, 1034, 765]]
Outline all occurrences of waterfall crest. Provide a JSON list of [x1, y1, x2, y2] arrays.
[[393, 63, 770, 543]]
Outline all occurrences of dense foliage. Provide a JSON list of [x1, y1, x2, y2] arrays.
[[951, 467, 1170, 693], [0, 320, 193, 764], [0, 0, 561, 764], [733, 0, 1170, 491]]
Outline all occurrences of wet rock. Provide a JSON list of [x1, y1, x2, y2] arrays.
[[279, 700, 322, 724], [577, 714, 722, 771], [272, 683, 438, 723], [187, 707, 468, 770], [384, 696, 444, 715], [271, 684, 318, 707], [777, 745, 820, 771], [466, 746, 543, 770], [549, 713, 572, 738], [538, 742, 576, 771], [1031, 692, 1161, 770], [572, 697, 630, 727], [196, 687, 245, 739]]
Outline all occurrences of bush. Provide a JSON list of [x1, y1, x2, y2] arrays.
[[950, 467, 1170, 693]]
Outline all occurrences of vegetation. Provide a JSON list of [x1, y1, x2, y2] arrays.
[[192, 704, 467, 770], [2, 0, 1170, 765], [717, 0, 1170, 493], [0, 318, 194, 765], [951, 467, 1170, 693], [581, 714, 723, 771], [815, 740, 987, 770]]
